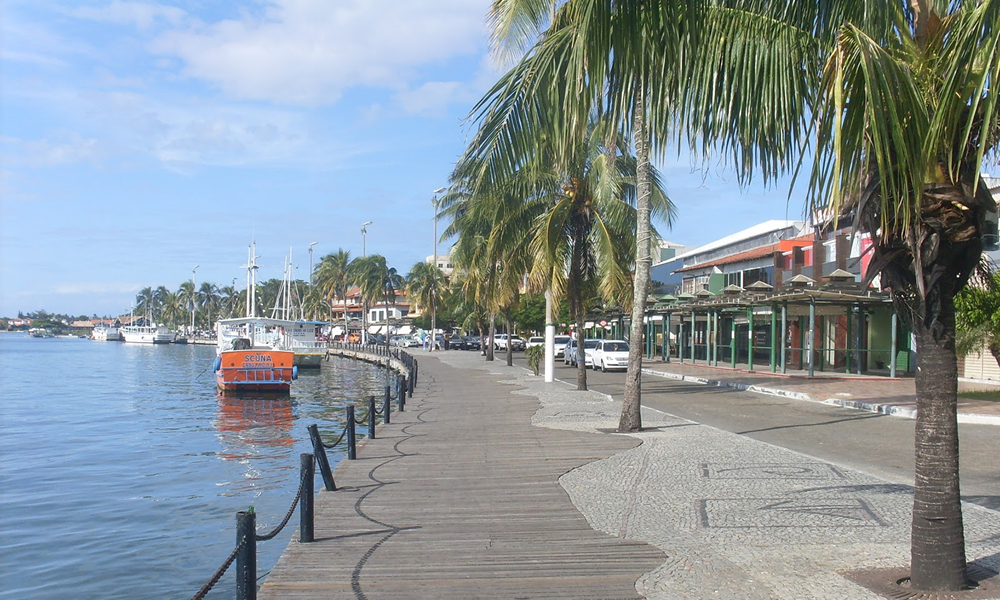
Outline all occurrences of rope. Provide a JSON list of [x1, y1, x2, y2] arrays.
[[322, 425, 349, 449], [189, 536, 245, 600], [255, 466, 308, 542]]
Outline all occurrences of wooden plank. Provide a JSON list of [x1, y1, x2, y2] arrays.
[[258, 356, 664, 599]]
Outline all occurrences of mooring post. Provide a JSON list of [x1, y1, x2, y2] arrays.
[[236, 510, 257, 600], [306, 424, 336, 491], [413, 360, 419, 388], [368, 395, 376, 439], [346, 404, 357, 460], [383, 385, 391, 424], [399, 376, 407, 410], [299, 453, 314, 543]]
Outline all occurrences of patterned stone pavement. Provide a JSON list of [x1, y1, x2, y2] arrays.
[[435, 351, 1000, 600]]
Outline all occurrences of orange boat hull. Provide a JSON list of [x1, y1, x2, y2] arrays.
[[215, 349, 296, 394]]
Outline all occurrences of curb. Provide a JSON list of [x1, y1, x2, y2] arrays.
[[641, 367, 1000, 426]]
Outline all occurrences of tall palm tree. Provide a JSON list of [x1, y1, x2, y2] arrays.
[[198, 282, 219, 329], [314, 250, 352, 341], [177, 281, 195, 330], [217, 285, 238, 319], [407, 261, 447, 341], [484, 0, 999, 590]]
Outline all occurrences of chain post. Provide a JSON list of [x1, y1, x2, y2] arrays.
[[307, 424, 336, 491], [383, 385, 391, 424], [299, 453, 314, 543], [346, 404, 357, 460], [236, 510, 256, 600], [368, 395, 376, 439]]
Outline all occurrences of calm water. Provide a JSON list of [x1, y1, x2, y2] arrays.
[[0, 333, 391, 599]]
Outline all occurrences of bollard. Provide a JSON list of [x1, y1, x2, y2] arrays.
[[300, 453, 314, 543], [368, 396, 376, 439], [346, 404, 357, 460], [414, 360, 419, 388], [399, 376, 407, 411], [307, 424, 336, 491], [407, 370, 414, 399], [236, 510, 257, 600], [384, 385, 391, 424]]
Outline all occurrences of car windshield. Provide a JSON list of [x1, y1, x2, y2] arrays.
[[604, 342, 629, 352], [555, 336, 570, 344], [583, 340, 599, 349]]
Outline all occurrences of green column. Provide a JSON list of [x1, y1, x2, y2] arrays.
[[890, 310, 898, 378], [769, 304, 777, 373], [713, 311, 720, 366], [665, 312, 672, 363], [808, 301, 816, 377], [747, 306, 754, 372], [780, 303, 787, 374], [846, 306, 852, 374], [730, 314, 737, 369], [690, 311, 697, 364]]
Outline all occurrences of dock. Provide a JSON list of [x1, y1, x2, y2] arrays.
[[258, 353, 665, 599]]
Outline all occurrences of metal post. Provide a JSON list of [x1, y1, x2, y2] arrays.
[[346, 405, 357, 460], [808, 301, 816, 377], [300, 453, 314, 543], [890, 310, 898, 378], [307, 424, 336, 491], [400, 376, 407, 410], [384, 385, 391, 424], [679, 321, 684, 363], [747, 307, 754, 372], [780, 303, 787, 374], [770, 304, 777, 373], [665, 313, 671, 363], [730, 314, 737, 369], [236, 510, 257, 600], [368, 396, 376, 439], [690, 311, 696, 364]]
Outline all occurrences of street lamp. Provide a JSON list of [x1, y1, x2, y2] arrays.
[[361, 221, 373, 257], [308, 241, 318, 286], [430, 187, 446, 352], [191, 265, 199, 335]]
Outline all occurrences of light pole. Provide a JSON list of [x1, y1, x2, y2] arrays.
[[360, 221, 373, 343], [308, 241, 318, 286], [191, 265, 199, 335], [430, 187, 446, 351]]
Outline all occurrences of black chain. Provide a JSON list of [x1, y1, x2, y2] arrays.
[[189, 536, 245, 600], [255, 465, 308, 542], [322, 425, 349, 449]]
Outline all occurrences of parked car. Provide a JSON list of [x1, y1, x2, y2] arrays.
[[568, 339, 600, 367], [462, 336, 481, 350], [562, 339, 576, 365], [591, 340, 630, 371], [553, 335, 571, 358], [525, 336, 545, 349], [493, 334, 525, 351]]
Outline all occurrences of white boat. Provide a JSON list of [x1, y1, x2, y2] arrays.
[[283, 320, 329, 368], [28, 328, 54, 338], [121, 324, 175, 344], [92, 324, 121, 341]]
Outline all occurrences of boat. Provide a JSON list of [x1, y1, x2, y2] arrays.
[[92, 324, 121, 341], [214, 242, 297, 394], [121, 323, 175, 344], [28, 328, 54, 338], [283, 320, 329, 368]]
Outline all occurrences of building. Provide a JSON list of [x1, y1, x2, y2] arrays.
[[426, 253, 454, 277]]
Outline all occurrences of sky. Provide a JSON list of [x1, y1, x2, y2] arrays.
[[1, 0, 807, 318]]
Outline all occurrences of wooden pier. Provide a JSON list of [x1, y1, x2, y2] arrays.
[[258, 355, 664, 599]]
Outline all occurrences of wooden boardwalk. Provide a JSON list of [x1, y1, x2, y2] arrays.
[[258, 355, 665, 599]]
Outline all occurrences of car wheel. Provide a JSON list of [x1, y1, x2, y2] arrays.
[[601, 361, 607, 372]]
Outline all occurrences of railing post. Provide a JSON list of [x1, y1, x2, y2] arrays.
[[399, 376, 407, 411], [368, 396, 376, 439], [407, 370, 414, 398], [383, 385, 391, 424], [413, 360, 419, 388], [300, 453, 314, 543], [346, 405, 357, 460], [307, 424, 336, 491], [236, 510, 257, 600]]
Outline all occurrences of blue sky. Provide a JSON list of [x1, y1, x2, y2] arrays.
[[1, 0, 805, 318]]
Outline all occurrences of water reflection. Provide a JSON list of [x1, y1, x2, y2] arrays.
[[214, 393, 296, 460]]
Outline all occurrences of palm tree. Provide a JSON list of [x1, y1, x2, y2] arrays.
[[217, 285, 238, 319], [198, 282, 219, 329], [484, 0, 999, 590], [349, 255, 404, 350], [314, 250, 352, 342], [177, 281, 195, 330], [407, 261, 447, 343]]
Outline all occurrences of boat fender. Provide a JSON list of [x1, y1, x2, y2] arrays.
[[213, 356, 221, 372], [292, 366, 298, 380]]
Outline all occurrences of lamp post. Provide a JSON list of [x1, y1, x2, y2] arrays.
[[191, 265, 199, 335], [360, 221, 373, 343], [430, 187, 446, 352], [308, 241, 318, 285]]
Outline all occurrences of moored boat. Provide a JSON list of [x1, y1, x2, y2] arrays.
[[92, 324, 121, 341], [121, 324, 175, 344], [214, 242, 298, 394], [284, 320, 328, 368]]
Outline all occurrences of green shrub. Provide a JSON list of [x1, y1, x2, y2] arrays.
[[526, 344, 544, 375]]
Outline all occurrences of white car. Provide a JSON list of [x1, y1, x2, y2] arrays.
[[553, 335, 571, 358], [592, 339, 630, 371], [567, 339, 600, 367], [525, 336, 545, 348], [494, 334, 525, 351]]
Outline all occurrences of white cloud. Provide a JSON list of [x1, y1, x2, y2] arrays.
[[394, 54, 502, 116], [149, 0, 490, 106], [1, 134, 102, 167], [72, 1, 188, 30]]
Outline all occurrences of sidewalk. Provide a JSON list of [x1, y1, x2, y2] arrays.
[[639, 359, 1000, 425], [436, 352, 1000, 600]]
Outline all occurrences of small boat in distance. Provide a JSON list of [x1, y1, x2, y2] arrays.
[[28, 328, 54, 338], [121, 323, 175, 344], [214, 242, 297, 394], [92, 323, 121, 341], [284, 320, 329, 368]]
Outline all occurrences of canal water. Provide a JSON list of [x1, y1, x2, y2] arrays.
[[0, 333, 392, 600]]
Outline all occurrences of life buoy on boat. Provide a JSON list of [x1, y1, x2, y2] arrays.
[[213, 356, 221, 372]]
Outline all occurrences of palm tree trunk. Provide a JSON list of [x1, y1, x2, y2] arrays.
[[569, 215, 588, 391], [487, 316, 496, 361], [504, 308, 514, 367], [619, 86, 652, 432], [910, 299, 967, 591], [575, 309, 587, 390]]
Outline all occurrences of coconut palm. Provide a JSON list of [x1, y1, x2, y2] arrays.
[[407, 261, 447, 342], [484, 0, 999, 589], [197, 282, 219, 329], [314, 249, 352, 342], [217, 285, 238, 319]]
